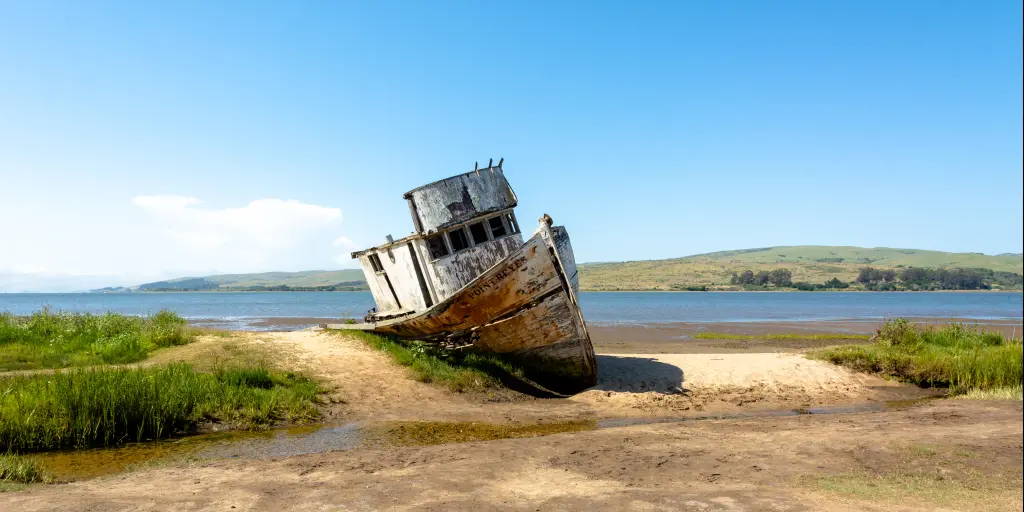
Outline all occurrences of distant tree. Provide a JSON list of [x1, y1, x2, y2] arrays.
[[900, 267, 929, 285], [857, 267, 896, 285], [755, 270, 772, 286], [793, 281, 821, 291], [823, 277, 849, 289], [738, 270, 755, 285], [769, 268, 793, 287], [856, 267, 876, 284]]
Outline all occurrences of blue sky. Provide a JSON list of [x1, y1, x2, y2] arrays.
[[1, 1, 1021, 291]]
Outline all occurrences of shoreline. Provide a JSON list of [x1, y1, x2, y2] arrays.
[[187, 317, 1024, 349], [8, 288, 1020, 294]]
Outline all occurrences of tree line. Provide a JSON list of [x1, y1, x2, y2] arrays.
[[857, 266, 1022, 291], [727, 265, 1021, 291], [730, 269, 793, 287]]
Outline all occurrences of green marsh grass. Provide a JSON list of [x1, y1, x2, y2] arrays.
[[343, 331, 526, 393], [694, 332, 871, 341], [0, 309, 196, 371], [951, 385, 1023, 401], [812, 319, 1023, 395], [0, 363, 322, 453], [0, 453, 51, 484]]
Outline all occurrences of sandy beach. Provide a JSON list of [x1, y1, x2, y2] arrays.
[[6, 326, 1020, 511]]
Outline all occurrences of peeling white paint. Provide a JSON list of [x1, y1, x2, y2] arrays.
[[405, 166, 516, 233]]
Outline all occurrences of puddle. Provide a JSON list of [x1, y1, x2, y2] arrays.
[[595, 396, 941, 429], [29, 397, 941, 482], [361, 420, 596, 447], [28, 420, 595, 481]]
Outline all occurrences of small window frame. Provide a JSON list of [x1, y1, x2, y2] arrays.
[[425, 233, 450, 260], [468, 221, 490, 245], [488, 216, 507, 239], [448, 227, 471, 253], [504, 212, 520, 234]]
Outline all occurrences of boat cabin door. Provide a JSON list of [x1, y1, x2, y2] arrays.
[[366, 252, 402, 311]]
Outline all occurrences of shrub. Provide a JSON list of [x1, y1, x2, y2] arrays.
[[813, 320, 1023, 394], [0, 363, 321, 453], [344, 331, 524, 393], [0, 309, 195, 371], [0, 453, 50, 484]]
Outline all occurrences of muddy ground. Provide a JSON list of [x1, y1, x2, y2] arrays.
[[4, 325, 1022, 511]]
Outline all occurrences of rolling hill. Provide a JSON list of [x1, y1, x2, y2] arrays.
[[98, 246, 1023, 292], [578, 246, 1023, 291], [97, 270, 368, 292]]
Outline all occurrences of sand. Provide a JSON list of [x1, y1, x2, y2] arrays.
[[3, 329, 1020, 511]]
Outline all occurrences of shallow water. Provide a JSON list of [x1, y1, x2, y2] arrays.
[[1, 291, 1021, 330], [29, 398, 939, 482]]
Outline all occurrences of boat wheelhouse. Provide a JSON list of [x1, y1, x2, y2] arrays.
[[326, 159, 595, 395]]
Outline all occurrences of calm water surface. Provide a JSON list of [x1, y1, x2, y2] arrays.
[[1, 291, 1020, 330]]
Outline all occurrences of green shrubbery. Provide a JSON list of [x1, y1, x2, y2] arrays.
[[345, 331, 525, 393], [0, 363, 321, 453], [0, 309, 195, 371], [0, 453, 50, 484], [813, 319, 1023, 395]]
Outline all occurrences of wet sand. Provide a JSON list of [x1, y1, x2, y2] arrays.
[[191, 316, 1022, 347], [590, 318, 1023, 353]]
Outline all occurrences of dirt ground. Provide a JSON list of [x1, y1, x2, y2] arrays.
[[4, 328, 1022, 511]]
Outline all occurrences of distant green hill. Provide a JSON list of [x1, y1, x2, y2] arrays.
[[113, 270, 369, 292], [97, 246, 1022, 293], [578, 246, 1023, 291]]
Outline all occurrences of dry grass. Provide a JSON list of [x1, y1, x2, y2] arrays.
[[0, 453, 51, 485], [952, 386, 1023, 401], [805, 442, 1023, 510]]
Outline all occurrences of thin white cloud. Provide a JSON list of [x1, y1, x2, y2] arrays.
[[332, 236, 356, 248], [331, 236, 361, 265], [133, 195, 347, 271]]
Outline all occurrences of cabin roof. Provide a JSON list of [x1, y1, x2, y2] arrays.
[[351, 159, 514, 259], [402, 161, 505, 198], [350, 232, 422, 258]]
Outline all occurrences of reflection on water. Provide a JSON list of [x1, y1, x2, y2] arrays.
[[29, 398, 940, 482]]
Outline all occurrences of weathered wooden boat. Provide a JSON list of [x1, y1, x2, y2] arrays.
[[323, 159, 597, 395]]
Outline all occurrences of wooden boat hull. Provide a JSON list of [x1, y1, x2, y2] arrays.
[[326, 224, 597, 395]]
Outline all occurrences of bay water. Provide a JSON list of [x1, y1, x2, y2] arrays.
[[1, 291, 1020, 330]]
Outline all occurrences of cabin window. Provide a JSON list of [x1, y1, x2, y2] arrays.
[[488, 216, 507, 238], [468, 222, 489, 245], [426, 233, 449, 259], [368, 254, 384, 272], [448, 228, 470, 252], [505, 212, 520, 234]]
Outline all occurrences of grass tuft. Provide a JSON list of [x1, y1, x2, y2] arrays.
[[811, 319, 1023, 395], [0, 309, 196, 371], [0, 363, 322, 453], [341, 331, 525, 393], [0, 453, 51, 484], [952, 386, 1023, 401]]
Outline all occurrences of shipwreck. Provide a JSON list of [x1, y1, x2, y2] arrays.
[[323, 159, 597, 395]]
